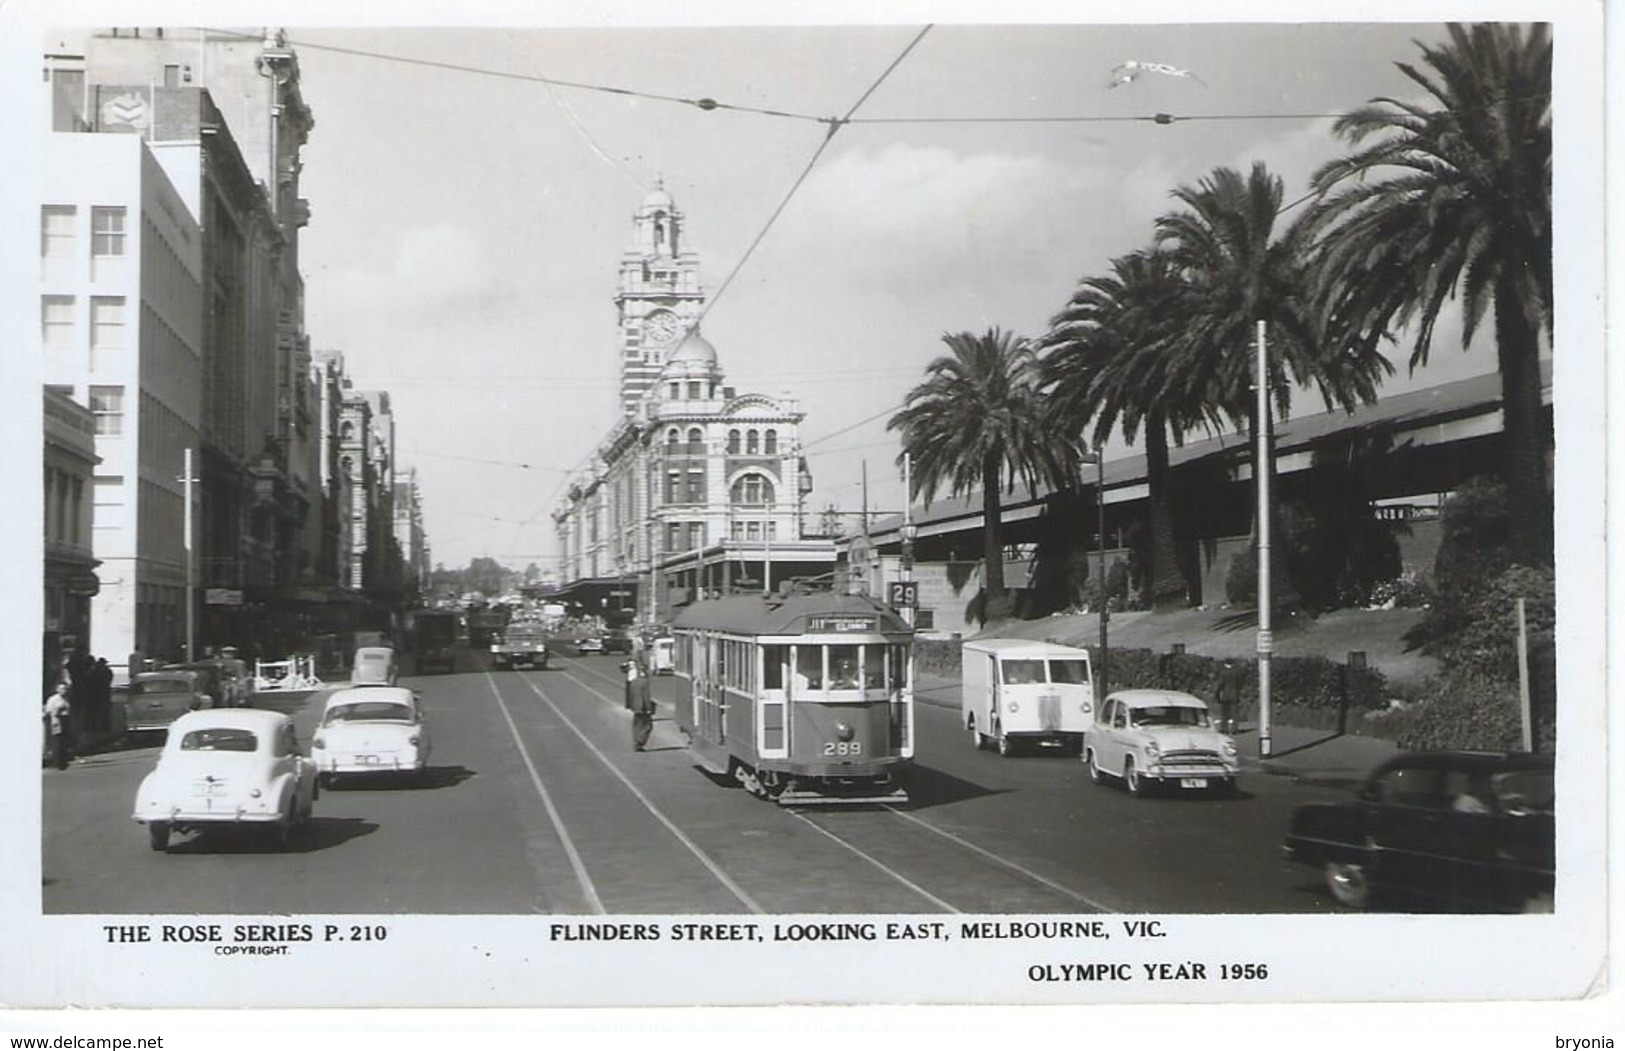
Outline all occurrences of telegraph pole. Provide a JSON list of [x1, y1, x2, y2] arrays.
[[1255, 320, 1273, 758], [180, 447, 197, 662]]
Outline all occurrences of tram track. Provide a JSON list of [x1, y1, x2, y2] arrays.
[[521, 656, 1122, 915]]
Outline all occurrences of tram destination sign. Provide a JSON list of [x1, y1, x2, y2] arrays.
[[804, 614, 879, 633]]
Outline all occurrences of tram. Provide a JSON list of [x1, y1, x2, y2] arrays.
[[670, 586, 915, 806]]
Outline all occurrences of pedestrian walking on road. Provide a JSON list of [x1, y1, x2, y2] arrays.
[[624, 660, 654, 752], [1214, 658, 1246, 735], [42, 682, 72, 769]]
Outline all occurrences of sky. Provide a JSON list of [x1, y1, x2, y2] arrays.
[[18, 7, 1524, 572]]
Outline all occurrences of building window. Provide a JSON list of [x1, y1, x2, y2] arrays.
[[687, 381, 702, 400], [666, 428, 679, 446], [665, 471, 681, 503], [746, 430, 760, 454], [727, 429, 740, 454], [93, 475, 124, 522], [669, 383, 680, 401], [41, 205, 74, 260], [686, 470, 705, 503], [71, 477, 84, 546], [41, 295, 74, 351], [688, 523, 705, 550], [746, 521, 760, 541], [731, 474, 774, 506], [687, 427, 702, 447], [764, 429, 778, 454], [90, 297, 125, 362], [91, 207, 127, 257], [666, 522, 683, 551], [89, 386, 123, 436]]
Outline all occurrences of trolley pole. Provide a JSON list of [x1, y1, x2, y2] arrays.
[[1255, 320, 1273, 759]]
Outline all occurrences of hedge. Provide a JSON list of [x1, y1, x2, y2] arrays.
[[914, 639, 1389, 719]]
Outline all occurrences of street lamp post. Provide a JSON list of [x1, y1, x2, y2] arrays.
[[1081, 448, 1108, 701], [1255, 319, 1274, 758]]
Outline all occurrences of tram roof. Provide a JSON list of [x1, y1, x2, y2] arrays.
[[671, 591, 911, 636]]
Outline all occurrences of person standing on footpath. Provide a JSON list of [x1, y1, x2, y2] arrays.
[[42, 682, 72, 769], [624, 659, 655, 752], [88, 657, 114, 733], [1213, 657, 1247, 735]]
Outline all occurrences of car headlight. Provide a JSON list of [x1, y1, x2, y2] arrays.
[[312, 734, 324, 749], [1222, 740, 1237, 757], [1142, 739, 1161, 757], [250, 788, 262, 798]]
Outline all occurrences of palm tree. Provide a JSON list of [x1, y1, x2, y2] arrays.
[[1038, 249, 1194, 609], [888, 328, 1074, 623], [1307, 23, 1552, 566], [1155, 162, 1392, 608]]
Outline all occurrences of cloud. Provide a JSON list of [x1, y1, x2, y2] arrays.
[[324, 223, 503, 322], [767, 142, 1078, 290]]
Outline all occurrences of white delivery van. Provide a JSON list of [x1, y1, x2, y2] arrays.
[[961, 639, 1096, 756]]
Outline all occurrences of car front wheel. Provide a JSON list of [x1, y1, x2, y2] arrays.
[[148, 821, 170, 852], [1325, 861, 1371, 909], [1125, 758, 1144, 796]]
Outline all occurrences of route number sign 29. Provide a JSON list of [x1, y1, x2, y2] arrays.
[[887, 581, 918, 610]]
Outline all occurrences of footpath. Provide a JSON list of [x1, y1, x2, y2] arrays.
[[915, 671, 1398, 788]]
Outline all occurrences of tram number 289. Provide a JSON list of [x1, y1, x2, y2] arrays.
[[823, 740, 864, 757]]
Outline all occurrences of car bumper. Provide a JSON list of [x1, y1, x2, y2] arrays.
[[314, 752, 425, 774], [1142, 760, 1238, 784], [134, 803, 283, 825]]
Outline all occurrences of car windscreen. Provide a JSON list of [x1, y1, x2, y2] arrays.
[[326, 701, 413, 722], [1000, 659, 1046, 685], [179, 728, 258, 752], [138, 681, 192, 695], [1129, 705, 1210, 728], [1047, 659, 1090, 684]]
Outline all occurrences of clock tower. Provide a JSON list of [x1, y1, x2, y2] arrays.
[[614, 181, 705, 415]]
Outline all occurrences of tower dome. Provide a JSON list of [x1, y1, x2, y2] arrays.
[[665, 329, 718, 368]]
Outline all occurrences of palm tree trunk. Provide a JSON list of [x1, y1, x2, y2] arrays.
[[1494, 282, 1553, 566], [1144, 417, 1189, 610], [981, 454, 1010, 622]]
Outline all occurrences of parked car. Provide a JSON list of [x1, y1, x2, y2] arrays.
[[1083, 689, 1239, 795], [311, 686, 430, 785], [1283, 750, 1555, 912], [351, 646, 399, 686], [575, 635, 604, 655], [132, 708, 317, 852], [122, 669, 212, 735]]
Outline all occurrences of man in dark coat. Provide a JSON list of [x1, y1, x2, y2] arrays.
[[87, 657, 114, 732], [625, 660, 654, 751], [1214, 658, 1247, 735]]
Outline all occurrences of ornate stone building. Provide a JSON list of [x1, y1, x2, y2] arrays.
[[553, 186, 831, 622]]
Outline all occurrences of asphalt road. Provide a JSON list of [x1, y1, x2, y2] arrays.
[[42, 652, 1350, 915]]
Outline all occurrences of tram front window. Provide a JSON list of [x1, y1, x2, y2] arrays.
[[795, 646, 823, 690], [829, 645, 860, 690]]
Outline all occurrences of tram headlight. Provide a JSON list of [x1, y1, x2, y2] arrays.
[[1006, 700, 1020, 714], [835, 722, 855, 742]]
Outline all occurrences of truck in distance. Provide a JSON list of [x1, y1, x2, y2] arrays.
[[491, 622, 549, 670]]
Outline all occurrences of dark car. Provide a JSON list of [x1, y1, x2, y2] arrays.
[[1283, 750, 1554, 913], [602, 630, 634, 655]]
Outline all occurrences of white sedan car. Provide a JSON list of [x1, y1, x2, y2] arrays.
[[311, 686, 430, 785], [132, 709, 318, 852], [1084, 689, 1240, 796]]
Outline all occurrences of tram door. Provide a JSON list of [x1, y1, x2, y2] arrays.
[[696, 635, 726, 747]]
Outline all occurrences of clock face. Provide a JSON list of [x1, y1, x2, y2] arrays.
[[644, 310, 682, 345]]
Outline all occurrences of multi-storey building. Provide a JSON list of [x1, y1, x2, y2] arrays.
[[38, 127, 204, 670], [553, 187, 830, 623], [42, 389, 101, 690], [393, 469, 429, 605], [49, 28, 323, 656]]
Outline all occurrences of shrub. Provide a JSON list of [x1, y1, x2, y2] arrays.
[[1091, 647, 1387, 715], [1387, 669, 1555, 753], [1367, 569, 1432, 610]]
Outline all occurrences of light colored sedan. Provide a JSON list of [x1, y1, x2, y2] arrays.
[[132, 709, 317, 851], [1084, 689, 1239, 796], [311, 686, 430, 785]]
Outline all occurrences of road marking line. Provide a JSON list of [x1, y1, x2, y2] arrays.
[[484, 674, 604, 915], [789, 811, 960, 913], [516, 674, 765, 915], [883, 805, 1118, 913]]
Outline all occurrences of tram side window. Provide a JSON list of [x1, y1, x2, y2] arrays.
[[829, 644, 860, 690], [763, 645, 785, 690], [864, 645, 885, 689], [794, 646, 823, 690], [891, 644, 910, 690]]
